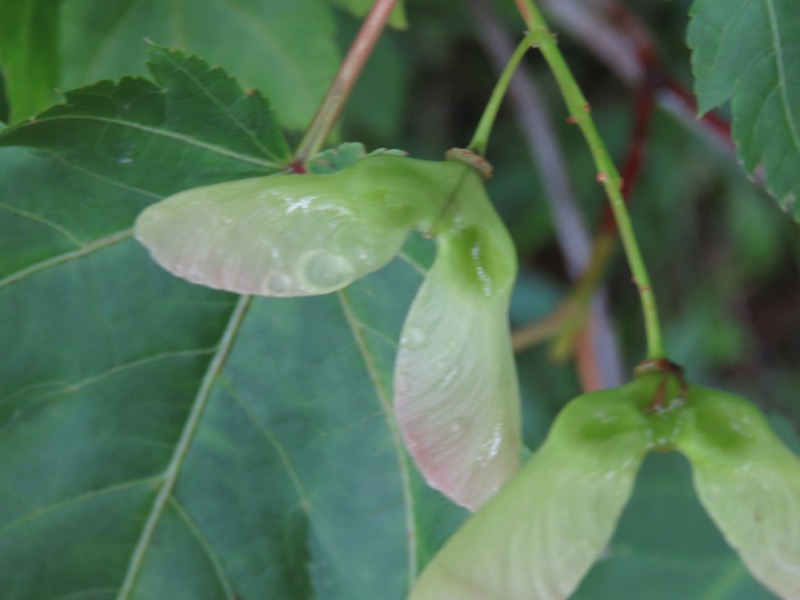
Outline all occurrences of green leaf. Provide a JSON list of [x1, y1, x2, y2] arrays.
[[134, 155, 458, 297], [0, 0, 61, 121], [408, 381, 651, 600], [59, 0, 340, 129], [395, 172, 521, 511], [688, 0, 800, 215], [0, 49, 465, 599], [0, 45, 291, 281], [677, 387, 800, 599]]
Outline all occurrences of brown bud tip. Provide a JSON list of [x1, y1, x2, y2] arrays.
[[445, 148, 494, 180]]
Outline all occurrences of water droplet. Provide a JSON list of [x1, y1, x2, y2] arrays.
[[470, 242, 495, 296], [593, 409, 614, 423], [445, 419, 468, 442], [437, 366, 460, 391], [298, 249, 354, 292], [653, 397, 685, 415], [448, 418, 467, 434], [118, 157, 133, 165], [401, 326, 428, 349], [264, 272, 291, 295], [478, 424, 503, 465], [286, 197, 312, 213]]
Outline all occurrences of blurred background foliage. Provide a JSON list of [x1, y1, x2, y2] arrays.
[[346, 1, 800, 595], [340, 0, 800, 435], [1, 0, 798, 597]]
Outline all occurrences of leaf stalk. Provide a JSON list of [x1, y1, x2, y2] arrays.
[[468, 30, 539, 156], [514, 0, 666, 360], [294, 0, 399, 164]]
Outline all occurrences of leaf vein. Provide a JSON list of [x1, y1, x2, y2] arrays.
[[221, 377, 313, 511], [397, 251, 428, 276], [0, 201, 83, 246], [169, 497, 238, 599], [0, 229, 132, 290], [0, 476, 162, 539], [115, 295, 251, 600], [25, 115, 283, 169], [336, 289, 418, 585]]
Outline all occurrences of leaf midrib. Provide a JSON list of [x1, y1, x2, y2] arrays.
[[115, 295, 251, 600], [0, 229, 132, 291], [4, 115, 283, 169]]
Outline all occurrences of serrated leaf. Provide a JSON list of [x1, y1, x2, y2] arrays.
[[0, 0, 61, 121], [688, 0, 800, 214], [409, 383, 651, 600], [677, 387, 800, 599], [0, 49, 466, 599], [58, 0, 340, 129]]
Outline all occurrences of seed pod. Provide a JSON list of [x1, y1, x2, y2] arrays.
[[410, 372, 800, 599], [409, 379, 652, 600], [134, 155, 466, 296], [135, 151, 524, 512], [394, 167, 521, 511], [676, 387, 800, 599]]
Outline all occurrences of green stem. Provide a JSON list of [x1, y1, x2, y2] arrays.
[[468, 30, 539, 156], [294, 0, 398, 164], [514, 0, 666, 360]]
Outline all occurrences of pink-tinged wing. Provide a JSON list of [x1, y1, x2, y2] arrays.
[[394, 219, 519, 511], [134, 172, 411, 297], [409, 387, 650, 600]]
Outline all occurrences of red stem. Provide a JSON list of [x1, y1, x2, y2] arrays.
[[294, 0, 398, 165]]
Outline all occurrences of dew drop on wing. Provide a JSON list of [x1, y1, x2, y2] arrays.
[[264, 272, 292, 296], [477, 423, 503, 466], [401, 325, 428, 349], [298, 249, 355, 293], [437, 366, 460, 391], [447, 418, 468, 437]]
